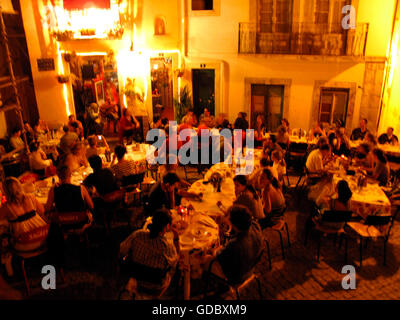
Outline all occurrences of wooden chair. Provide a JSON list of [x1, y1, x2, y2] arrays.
[[51, 211, 93, 265], [12, 225, 64, 296], [304, 209, 353, 263], [347, 210, 398, 267], [122, 172, 145, 206]]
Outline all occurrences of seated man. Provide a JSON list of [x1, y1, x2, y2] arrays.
[[378, 127, 399, 145], [306, 143, 331, 175], [262, 134, 283, 162], [68, 114, 84, 139], [146, 172, 201, 214], [199, 107, 215, 128], [119, 208, 179, 298], [9, 128, 25, 152], [84, 155, 120, 198], [59, 125, 79, 155], [350, 118, 369, 141], [84, 155, 121, 228], [111, 145, 137, 183], [202, 205, 264, 286], [29, 141, 52, 176]]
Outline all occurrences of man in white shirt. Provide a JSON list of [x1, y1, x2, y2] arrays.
[[29, 142, 52, 174], [306, 143, 331, 174]]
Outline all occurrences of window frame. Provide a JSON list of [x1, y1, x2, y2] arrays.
[[190, 0, 220, 17]]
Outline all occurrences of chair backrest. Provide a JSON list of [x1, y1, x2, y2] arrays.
[[16, 225, 49, 244], [52, 211, 88, 226], [321, 210, 353, 223], [288, 142, 308, 154], [365, 215, 392, 227], [122, 172, 145, 187]]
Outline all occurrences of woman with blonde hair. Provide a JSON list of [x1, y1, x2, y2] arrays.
[[0, 177, 48, 252]]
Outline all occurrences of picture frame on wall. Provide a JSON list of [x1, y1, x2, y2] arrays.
[[94, 80, 105, 105]]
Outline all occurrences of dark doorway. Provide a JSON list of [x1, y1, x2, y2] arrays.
[[192, 69, 215, 120], [251, 84, 284, 132]]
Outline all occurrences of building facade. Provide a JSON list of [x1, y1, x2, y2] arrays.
[[14, 0, 400, 135]]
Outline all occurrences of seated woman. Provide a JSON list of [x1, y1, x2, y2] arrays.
[[314, 179, 353, 230], [254, 115, 266, 148], [29, 141, 52, 177], [118, 108, 140, 145], [86, 135, 110, 160], [34, 119, 49, 141], [258, 168, 286, 229], [217, 175, 264, 221], [271, 149, 287, 186], [45, 165, 93, 229], [276, 125, 290, 150], [0, 177, 48, 252], [159, 154, 191, 188], [309, 122, 326, 140], [119, 208, 179, 298], [59, 142, 89, 173], [354, 143, 374, 174], [371, 148, 390, 187], [329, 128, 351, 157]]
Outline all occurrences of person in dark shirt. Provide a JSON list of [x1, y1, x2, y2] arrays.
[[378, 127, 399, 145], [84, 155, 119, 196], [234, 112, 249, 131], [202, 205, 264, 285], [350, 118, 369, 141], [84, 155, 121, 230], [145, 172, 201, 214]]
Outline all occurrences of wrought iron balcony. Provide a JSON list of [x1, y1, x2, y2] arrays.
[[238, 22, 369, 57]]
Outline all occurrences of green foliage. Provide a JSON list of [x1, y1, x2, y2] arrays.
[[174, 85, 193, 123]]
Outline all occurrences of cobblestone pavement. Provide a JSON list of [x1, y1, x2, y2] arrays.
[[4, 171, 400, 300]]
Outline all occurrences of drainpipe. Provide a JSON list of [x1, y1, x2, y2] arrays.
[[180, 0, 188, 57], [376, 0, 399, 132]]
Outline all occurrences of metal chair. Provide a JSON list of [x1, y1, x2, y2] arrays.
[[203, 250, 264, 300], [347, 210, 398, 267], [304, 209, 353, 263]]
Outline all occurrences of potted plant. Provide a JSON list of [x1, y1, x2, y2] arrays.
[[174, 85, 193, 124]]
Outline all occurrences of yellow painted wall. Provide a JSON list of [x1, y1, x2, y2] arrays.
[[19, 0, 73, 128], [186, 0, 395, 131], [378, 1, 400, 135], [20, 0, 183, 124], [356, 0, 397, 57]]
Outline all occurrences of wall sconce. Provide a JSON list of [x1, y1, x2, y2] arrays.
[[57, 75, 70, 83]]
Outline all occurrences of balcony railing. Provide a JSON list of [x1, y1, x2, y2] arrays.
[[238, 22, 369, 57]]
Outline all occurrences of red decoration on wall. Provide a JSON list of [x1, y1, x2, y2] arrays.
[[63, 0, 110, 10]]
